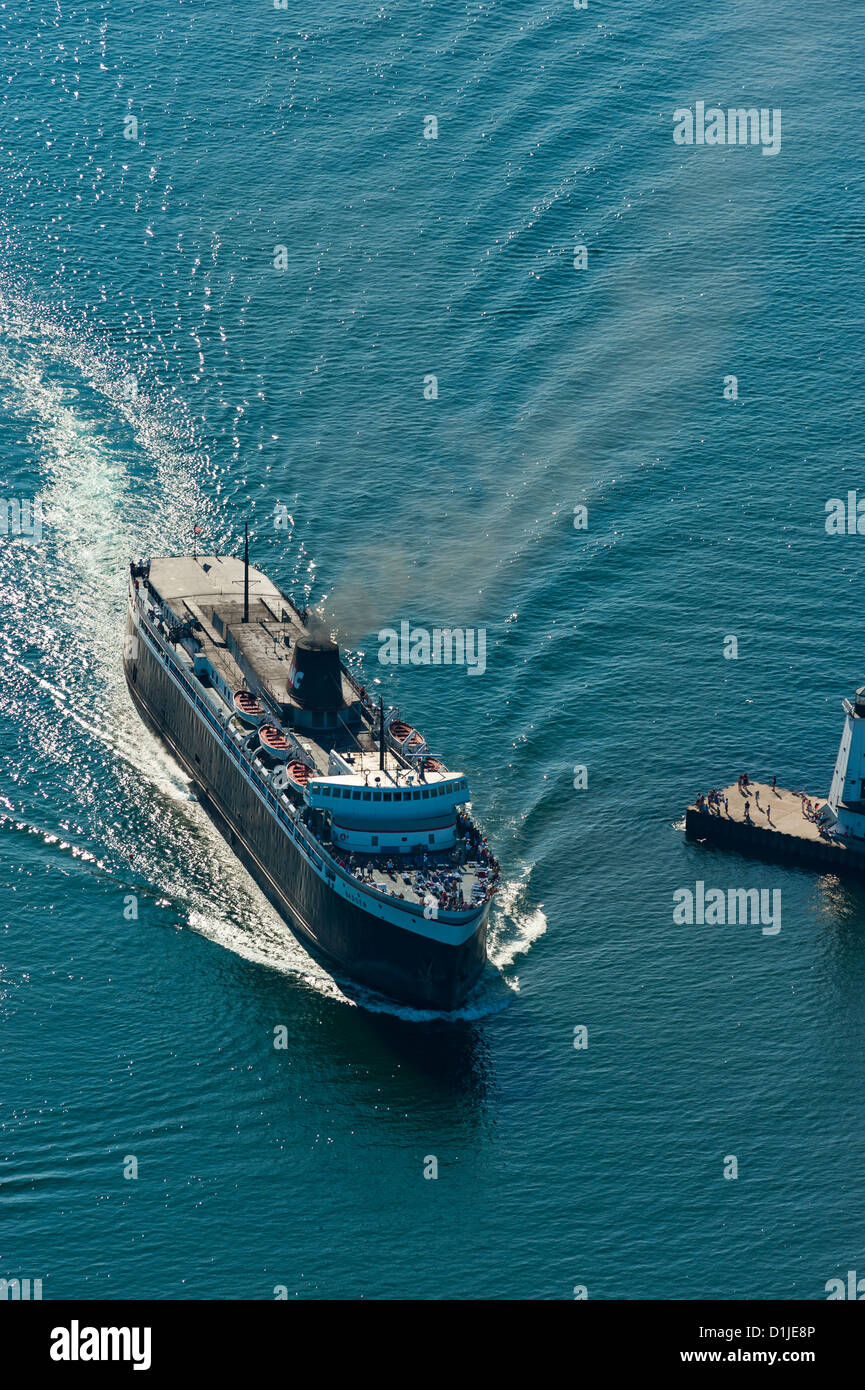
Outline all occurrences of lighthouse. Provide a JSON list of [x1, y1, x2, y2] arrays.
[[826, 686, 865, 838]]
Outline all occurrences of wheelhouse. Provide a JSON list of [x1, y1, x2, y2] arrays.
[[306, 773, 470, 853]]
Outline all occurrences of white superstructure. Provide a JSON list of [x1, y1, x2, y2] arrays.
[[307, 753, 470, 853]]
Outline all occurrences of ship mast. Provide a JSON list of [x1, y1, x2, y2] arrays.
[[243, 521, 249, 624], [379, 696, 385, 772]]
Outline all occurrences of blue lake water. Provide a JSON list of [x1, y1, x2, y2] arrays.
[[1, 0, 864, 1298]]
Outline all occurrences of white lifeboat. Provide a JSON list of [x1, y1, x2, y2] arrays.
[[389, 719, 425, 751]]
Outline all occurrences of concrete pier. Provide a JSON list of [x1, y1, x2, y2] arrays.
[[685, 780, 865, 877]]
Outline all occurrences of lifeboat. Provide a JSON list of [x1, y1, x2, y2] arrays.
[[389, 720, 425, 750], [424, 757, 445, 774], [258, 723, 291, 759], [234, 689, 266, 724], [285, 760, 311, 791]]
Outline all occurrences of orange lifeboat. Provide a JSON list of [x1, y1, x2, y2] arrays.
[[259, 724, 291, 759], [234, 689, 265, 724], [286, 760, 311, 791]]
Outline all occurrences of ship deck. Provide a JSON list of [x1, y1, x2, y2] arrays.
[[134, 555, 501, 913], [144, 554, 357, 714], [325, 849, 494, 911]]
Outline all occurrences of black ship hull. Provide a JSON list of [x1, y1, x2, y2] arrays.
[[123, 609, 488, 1011]]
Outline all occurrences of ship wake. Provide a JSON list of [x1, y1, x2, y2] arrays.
[[0, 285, 546, 1022]]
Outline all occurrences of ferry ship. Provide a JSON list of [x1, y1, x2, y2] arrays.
[[122, 545, 498, 1010]]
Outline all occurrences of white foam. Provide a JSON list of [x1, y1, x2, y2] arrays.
[[0, 290, 546, 1021]]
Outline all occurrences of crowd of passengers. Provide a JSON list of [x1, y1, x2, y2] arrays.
[[322, 814, 501, 909]]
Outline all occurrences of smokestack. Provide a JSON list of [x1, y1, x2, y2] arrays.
[[287, 636, 344, 710], [243, 521, 249, 624]]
